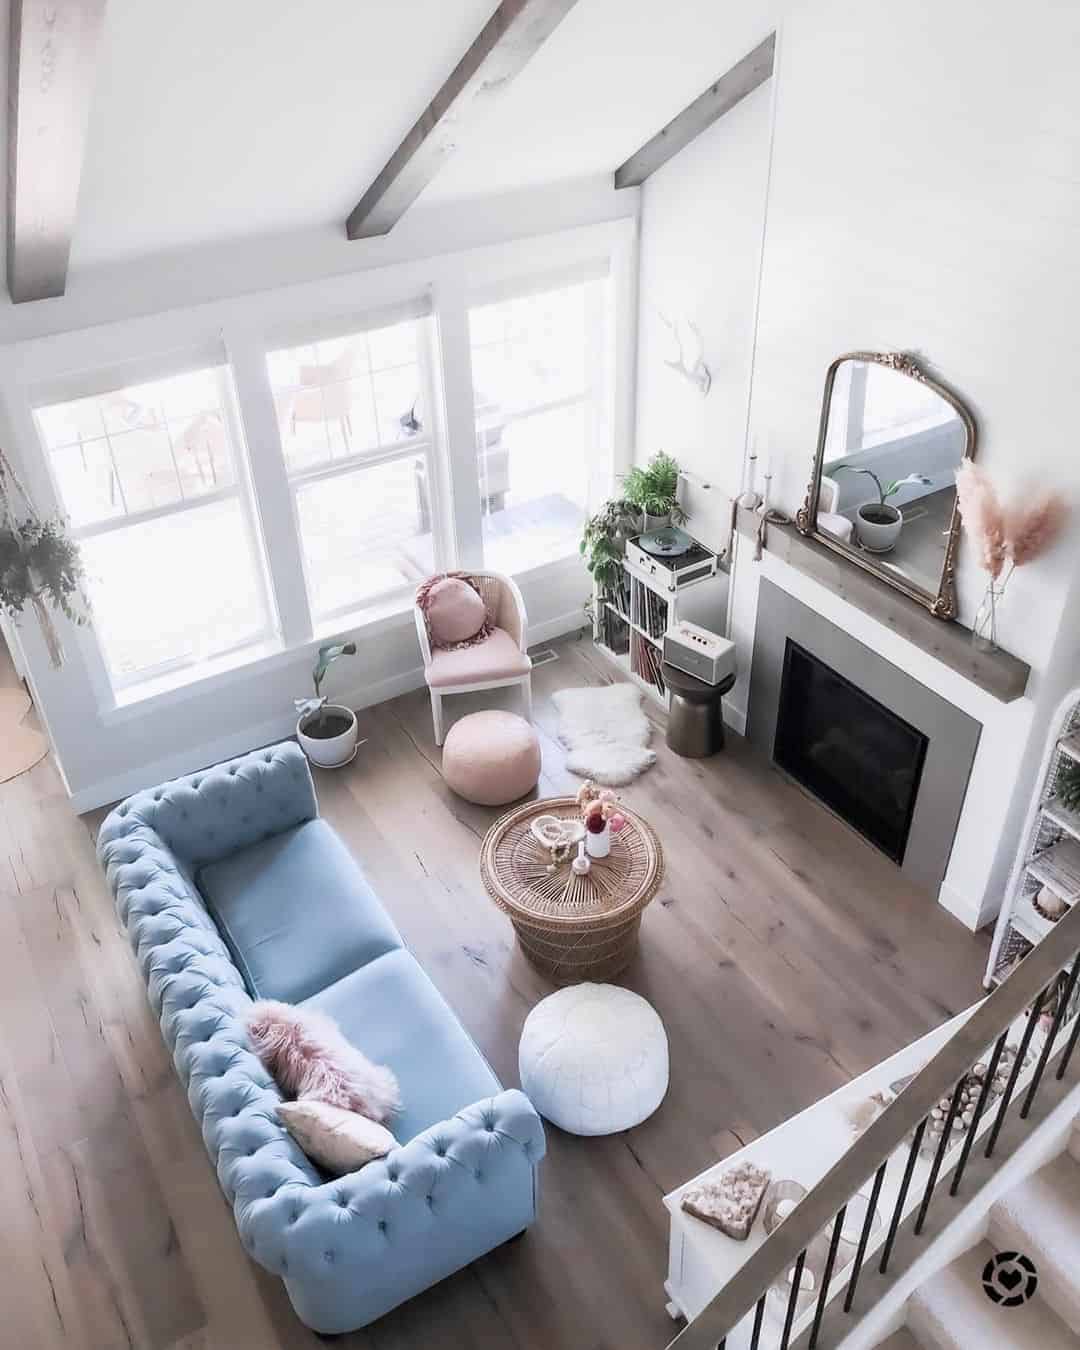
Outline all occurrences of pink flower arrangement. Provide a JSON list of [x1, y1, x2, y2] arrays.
[[955, 462, 1067, 581], [576, 779, 626, 834]]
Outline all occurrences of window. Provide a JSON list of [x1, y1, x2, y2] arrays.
[[266, 317, 439, 621], [468, 275, 609, 575], [35, 367, 272, 689]]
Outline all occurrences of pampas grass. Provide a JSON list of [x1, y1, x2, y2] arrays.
[[955, 462, 1007, 579], [956, 462, 1067, 577], [1005, 492, 1068, 567]]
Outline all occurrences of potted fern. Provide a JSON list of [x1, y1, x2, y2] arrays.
[[295, 642, 361, 768], [623, 451, 688, 532]]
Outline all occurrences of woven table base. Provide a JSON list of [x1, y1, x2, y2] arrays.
[[480, 796, 664, 983]]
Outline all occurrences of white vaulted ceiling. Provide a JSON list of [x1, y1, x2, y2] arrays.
[[62, 0, 778, 269]]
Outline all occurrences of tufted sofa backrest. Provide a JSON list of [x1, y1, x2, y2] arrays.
[[99, 740, 319, 869]]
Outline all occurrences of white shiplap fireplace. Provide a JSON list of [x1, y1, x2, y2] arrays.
[[728, 532, 1036, 933]]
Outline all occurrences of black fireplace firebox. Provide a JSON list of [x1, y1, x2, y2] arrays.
[[774, 639, 929, 863]]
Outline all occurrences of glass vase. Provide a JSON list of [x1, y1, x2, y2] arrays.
[[972, 579, 1006, 652]]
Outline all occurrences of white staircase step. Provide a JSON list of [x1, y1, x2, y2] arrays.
[[907, 1241, 1075, 1350], [989, 1151, 1080, 1334]]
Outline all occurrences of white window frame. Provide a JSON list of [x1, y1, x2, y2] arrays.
[[465, 262, 614, 577], [266, 307, 450, 628], [30, 358, 279, 696], [1, 218, 636, 727]]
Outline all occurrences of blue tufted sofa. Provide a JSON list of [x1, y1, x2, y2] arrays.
[[97, 741, 545, 1334]]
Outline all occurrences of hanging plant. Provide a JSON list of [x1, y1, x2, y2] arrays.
[[0, 450, 88, 669]]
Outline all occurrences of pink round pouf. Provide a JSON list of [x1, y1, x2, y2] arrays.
[[442, 710, 541, 806]]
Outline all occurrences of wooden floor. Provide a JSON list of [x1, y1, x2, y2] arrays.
[[0, 633, 989, 1350]]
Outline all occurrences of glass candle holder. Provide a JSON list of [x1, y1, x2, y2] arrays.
[[762, 1180, 808, 1236]]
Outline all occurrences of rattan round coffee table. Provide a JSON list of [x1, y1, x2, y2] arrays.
[[480, 796, 664, 983]]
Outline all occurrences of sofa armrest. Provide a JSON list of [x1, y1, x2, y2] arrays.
[[234, 1089, 545, 1331]]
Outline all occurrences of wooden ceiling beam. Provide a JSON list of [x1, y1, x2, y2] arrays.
[[613, 33, 775, 190], [7, 0, 108, 304], [346, 0, 580, 240]]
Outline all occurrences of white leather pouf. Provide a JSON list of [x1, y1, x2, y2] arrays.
[[518, 983, 669, 1136]]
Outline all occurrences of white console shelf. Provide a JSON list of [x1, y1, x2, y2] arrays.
[[986, 687, 1080, 986], [592, 543, 728, 708]]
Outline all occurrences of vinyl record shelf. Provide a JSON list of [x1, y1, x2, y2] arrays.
[[986, 687, 1080, 986], [592, 549, 724, 709]]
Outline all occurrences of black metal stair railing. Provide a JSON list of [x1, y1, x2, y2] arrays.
[[665, 900, 1080, 1350]]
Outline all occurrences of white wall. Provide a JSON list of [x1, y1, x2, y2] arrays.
[[741, 1, 1080, 928], [633, 79, 773, 554], [0, 216, 639, 810], [632, 0, 1080, 929]]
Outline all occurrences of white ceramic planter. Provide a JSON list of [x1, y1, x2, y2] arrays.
[[854, 503, 903, 553], [296, 704, 358, 768]]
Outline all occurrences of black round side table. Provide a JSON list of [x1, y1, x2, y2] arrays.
[[661, 663, 736, 758]]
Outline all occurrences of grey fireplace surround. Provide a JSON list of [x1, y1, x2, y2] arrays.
[[749, 580, 981, 897]]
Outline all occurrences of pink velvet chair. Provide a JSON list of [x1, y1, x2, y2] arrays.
[[413, 571, 532, 746]]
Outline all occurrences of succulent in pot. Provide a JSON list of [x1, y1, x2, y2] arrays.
[[295, 641, 361, 768], [835, 468, 932, 554]]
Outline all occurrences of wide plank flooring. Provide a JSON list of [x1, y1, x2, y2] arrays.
[[0, 632, 988, 1350]]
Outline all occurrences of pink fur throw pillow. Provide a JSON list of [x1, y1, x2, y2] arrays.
[[245, 1001, 401, 1124]]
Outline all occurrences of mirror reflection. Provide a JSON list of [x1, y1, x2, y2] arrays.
[[815, 359, 969, 598]]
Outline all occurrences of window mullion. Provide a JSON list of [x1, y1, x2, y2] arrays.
[[432, 279, 484, 571], [223, 324, 314, 648]]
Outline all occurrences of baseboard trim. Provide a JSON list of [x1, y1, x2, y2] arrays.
[[70, 611, 588, 813]]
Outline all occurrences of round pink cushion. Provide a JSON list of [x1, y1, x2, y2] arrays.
[[425, 577, 486, 647], [442, 711, 541, 806]]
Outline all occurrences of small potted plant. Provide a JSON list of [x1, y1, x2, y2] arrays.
[[834, 468, 931, 554], [295, 641, 360, 768], [623, 451, 688, 532]]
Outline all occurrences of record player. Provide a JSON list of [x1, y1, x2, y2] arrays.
[[625, 529, 719, 592]]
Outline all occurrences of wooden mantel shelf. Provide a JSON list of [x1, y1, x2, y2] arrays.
[[737, 509, 1031, 704]]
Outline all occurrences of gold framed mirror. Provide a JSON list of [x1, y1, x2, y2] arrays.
[[795, 351, 976, 619]]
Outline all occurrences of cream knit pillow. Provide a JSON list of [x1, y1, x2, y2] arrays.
[[277, 1100, 397, 1175]]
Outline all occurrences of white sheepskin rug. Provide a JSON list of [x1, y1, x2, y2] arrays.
[[552, 683, 657, 786]]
